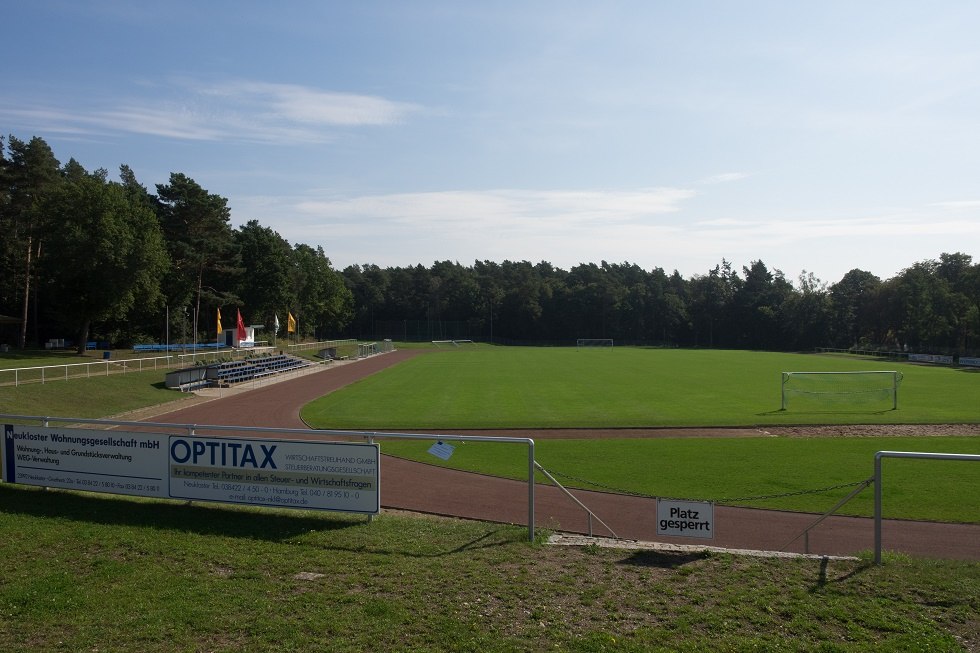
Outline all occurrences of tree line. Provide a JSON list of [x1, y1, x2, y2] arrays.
[[0, 135, 351, 352], [343, 256, 980, 355], [3, 135, 979, 355]]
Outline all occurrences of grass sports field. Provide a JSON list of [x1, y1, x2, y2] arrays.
[[301, 346, 980, 428]]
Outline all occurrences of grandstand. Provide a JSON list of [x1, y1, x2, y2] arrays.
[[164, 353, 313, 391]]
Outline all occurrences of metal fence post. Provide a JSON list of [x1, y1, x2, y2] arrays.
[[874, 451, 980, 564], [528, 439, 535, 542]]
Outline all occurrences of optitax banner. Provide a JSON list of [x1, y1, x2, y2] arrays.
[[3, 425, 380, 515]]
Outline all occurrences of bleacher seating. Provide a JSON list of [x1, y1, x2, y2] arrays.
[[202, 354, 313, 387]]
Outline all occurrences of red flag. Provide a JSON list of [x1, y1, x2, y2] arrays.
[[236, 309, 246, 342]]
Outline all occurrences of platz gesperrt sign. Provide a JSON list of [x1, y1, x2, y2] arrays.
[[656, 498, 714, 539]]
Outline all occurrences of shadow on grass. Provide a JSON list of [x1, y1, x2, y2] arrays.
[[617, 550, 707, 569], [311, 527, 519, 559], [810, 556, 872, 591], [756, 408, 895, 417], [0, 484, 526, 558], [0, 483, 358, 542], [0, 349, 86, 363]]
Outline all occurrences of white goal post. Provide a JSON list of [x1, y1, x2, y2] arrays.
[[576, 338, 614, 348], [781, 371, 902, 411]]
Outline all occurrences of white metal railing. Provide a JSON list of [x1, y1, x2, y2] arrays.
[[286, 339, 358, 355], [874, 451, 980, 564], [535, 462, 617, 538], [0, 347, 274, 387], [816, 347, 908, 359]]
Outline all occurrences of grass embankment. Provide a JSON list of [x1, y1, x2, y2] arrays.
[[301, 347, 980, 429], [0, 369, 190, 419], [0, 345, 341, 419], [0, 349, 191, 419], [0, 484, 976, 653]]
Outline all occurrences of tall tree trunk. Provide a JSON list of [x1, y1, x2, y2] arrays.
[[76, 319, 90, 355], [19, 235, 31, 348], [195, 263, 204, 347], [31, 239, 42, 347]]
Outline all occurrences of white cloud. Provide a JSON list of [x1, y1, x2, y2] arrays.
[[291, 187, 696, 231], [197, 80, 418, 127], [231, 187, 695, 266], [0, 78, 419, 144], [932, 200, 980, 211], [230, 186, 980, 282], [695, 214, 980, 248]]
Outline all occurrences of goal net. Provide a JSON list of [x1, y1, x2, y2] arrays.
[[781, 371, 902, 411], [577, 339, 614, 348]]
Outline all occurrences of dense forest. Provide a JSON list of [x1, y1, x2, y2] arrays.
[[2, 135, 979, 356], [0, 136, 351, 352]]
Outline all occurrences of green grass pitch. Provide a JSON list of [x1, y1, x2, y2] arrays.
[[301, 346, 980, 429]]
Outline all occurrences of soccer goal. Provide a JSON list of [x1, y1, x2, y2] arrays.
[[781, 371, 902, 411], [576, 338, 614, 348]]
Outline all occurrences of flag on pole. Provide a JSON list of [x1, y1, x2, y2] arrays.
[[236, 309, 247, 342], [274, 314, 280, 334], [287, 312, 296, 334], [216, 308, 223, 334]]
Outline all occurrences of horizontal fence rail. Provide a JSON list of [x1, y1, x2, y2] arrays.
[[0, 348, 284, 387], [874, 451, 980, 564], [286, 339, 358, 353]]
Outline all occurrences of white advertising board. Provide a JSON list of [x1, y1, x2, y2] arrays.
[[656, 499, 714, 539], [3, 425, 379, 515], [909, 353, 954, 364]]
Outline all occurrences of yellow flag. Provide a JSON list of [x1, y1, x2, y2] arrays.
[[216, 308, 223, 334], [287, 312, 296, 334]]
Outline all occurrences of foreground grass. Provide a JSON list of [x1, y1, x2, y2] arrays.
[[302, 347, 980, 429], [381, 436, 980, 522], [0, 485, 977, 653]]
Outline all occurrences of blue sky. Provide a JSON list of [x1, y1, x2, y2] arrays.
[[4, 1, 979, 285]]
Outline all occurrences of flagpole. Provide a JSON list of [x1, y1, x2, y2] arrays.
[[216, 308, 223, 353]]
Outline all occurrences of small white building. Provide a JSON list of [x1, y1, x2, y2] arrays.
[[222, 326, 257, 348]]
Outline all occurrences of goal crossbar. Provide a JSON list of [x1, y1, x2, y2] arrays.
[[576, 338, 614, 348]]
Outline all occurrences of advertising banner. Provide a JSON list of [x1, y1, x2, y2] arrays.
[[909, 353, 954, 364], [3, 425, 379, 515]]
